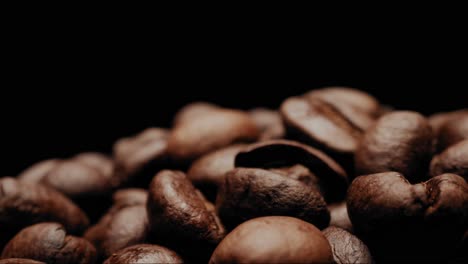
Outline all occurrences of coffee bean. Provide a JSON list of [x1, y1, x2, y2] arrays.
[[304, 87, 381, 130], [168, 108, 259, 162], [85, 205, 148, 260], [430, 139, 468, 181], [18, 153, 115, 223], [0, 177, 89, 248], [249, 108, 285, 140], [113, 128, 170, 187], [347, 172, 468, 262], [187, 144, 247, 201], [280, 96, 363, 170], [2, 222, 97, 264], [217, 167, 330, 230], [323, 226, 373, 264], [17, 159, 61, 183], [355, 111, 434, 182], [111, 188, 148, 208], [437, 113, 468, 151], [146, 170, 225, 261], [172, 101, 219, 126], [328, 202, 353, 232], [72, 152, 114, 179], [0, 259, 45, 264], [429, 109, 468, 135], [235, 140, 348, 201], [41, 160, 111, 198], [104, 244, 183, 264], [209, 216, 333, 264], [5, 89, 467, 262], [84, 189, 149, 260]]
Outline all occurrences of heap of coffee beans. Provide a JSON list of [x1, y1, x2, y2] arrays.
[[1, 87, 467, 264]]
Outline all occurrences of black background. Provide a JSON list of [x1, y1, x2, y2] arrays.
[[1, 30, 467, 176]]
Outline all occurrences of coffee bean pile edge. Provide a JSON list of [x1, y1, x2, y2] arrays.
[[1, 87, 467, 264]]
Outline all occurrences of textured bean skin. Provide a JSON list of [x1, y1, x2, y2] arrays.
[[2, 222, 96, 264], [347, 172, 468, 262], [323, 226, 373, 264], [147, 170, 225, 261], [217, 168, 330, 230], [104, 244, 183, 264], [355, 111, 434, 182], [235, 140, 348, 202], [210, 216, 333, 264]]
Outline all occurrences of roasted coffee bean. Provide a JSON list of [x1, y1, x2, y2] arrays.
[[216, 167, 329, 230], [323, 226, 373, 264], [355, 111, 434, 182], [168, 108, 259, 162], [18, 152, 113, 186], [235, 140, 348, 201], [187, 144, 247, 201], [2, 222, 97, 264], [0, 259, 45, 264], [347, 172, 468, 262], [328, 202, 353, 232], [111, 188, 148, 208], [304, 87, 380, 130], [72, 152, 114, 179], [18, 153, 115, 223], [17, 159, 61, 183], [209, 216, 333, 264], [84, 189, 149, 260], [104, 244, 183, 264], [172, 101, 219, 126], [280, 96, 362, 170], [0, 177, 88, 248], [40, 160, 112, 198], [249, 108, 285, 140], [430, 139, 468, 181], [147, 170, 225, 261], [113, 128, 170, 187], [85, 205, 148, 260], [429, 109, 468, 135], [437, 113, 468, 151]]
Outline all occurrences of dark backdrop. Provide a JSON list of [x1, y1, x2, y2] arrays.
[[1, 42, 466, 176]]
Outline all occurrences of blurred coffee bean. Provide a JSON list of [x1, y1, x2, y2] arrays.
[[0, 259, 45, 264], [249, 108, 285, 140], [328, 202, 353, 232], [430, 139, 468, 181], [429, 109, 468, 135], [168, 108, 259, 162], [17, 159, 61, 183], [187, 144, 247, 201], [113, 128, 170, 188], [172, 101, 219, 126], [437, 113, 468, 151]]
